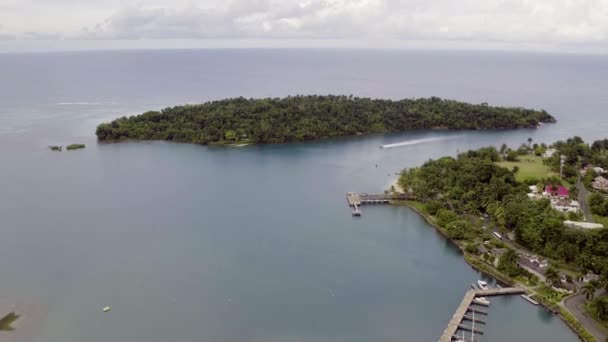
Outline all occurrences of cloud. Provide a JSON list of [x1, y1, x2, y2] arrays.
[[2, 0, 608, 50], [76, 0, 608, 46]]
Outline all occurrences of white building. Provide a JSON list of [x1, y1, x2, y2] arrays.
[[592, 176, 608, 192], [543, 148, 556, 158], [564, 220, 604, 230], [551, 199, 580, 213]]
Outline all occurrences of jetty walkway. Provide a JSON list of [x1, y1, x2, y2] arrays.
[[346, 192, 413, 215], [438, 287, 526, 342]]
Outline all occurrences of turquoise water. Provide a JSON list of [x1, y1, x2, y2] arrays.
[[1, 49, 604, 341]]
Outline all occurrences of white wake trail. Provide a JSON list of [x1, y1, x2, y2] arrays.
[[380, 136, 460, 149]]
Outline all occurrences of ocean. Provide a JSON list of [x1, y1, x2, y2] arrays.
[[1, 48, 605, 342]]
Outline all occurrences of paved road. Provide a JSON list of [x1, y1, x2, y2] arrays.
[[563, 293, 608, 341], [577, 180, 595, 223]]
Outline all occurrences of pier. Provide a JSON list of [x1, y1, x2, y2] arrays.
[[438, 287, 526, 342], [346, 192, 413, 215]]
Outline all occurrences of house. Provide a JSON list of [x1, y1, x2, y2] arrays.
[[544, 185, 569, 199], [518, 255, 548, 279], [528, 185, 541, 199], [551, 199, 580, 213], [543, 148, 556, 158], [592, 176, 608, 192]]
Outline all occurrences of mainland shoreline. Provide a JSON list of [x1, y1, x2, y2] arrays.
[[386, 179, 599, 342]]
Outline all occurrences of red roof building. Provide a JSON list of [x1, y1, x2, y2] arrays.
[[545, 185, 569, 198]]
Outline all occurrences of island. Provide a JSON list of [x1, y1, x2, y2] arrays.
[[392, 136, 608, 342], [66, 144, 86, 150], [95, 96, 555, 145]]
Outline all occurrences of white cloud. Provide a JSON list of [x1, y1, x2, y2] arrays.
[[1, 0, 608, 50]]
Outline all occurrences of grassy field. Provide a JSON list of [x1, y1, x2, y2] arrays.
[[497, 155, 559, 182]]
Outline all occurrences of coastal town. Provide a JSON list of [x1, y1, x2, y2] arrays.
[[382, 137, 608, 342]]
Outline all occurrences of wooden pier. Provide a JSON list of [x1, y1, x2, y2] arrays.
[[346, 192, 414, 215], [462, 315, 486, 324], [438, 287, 526, 342]]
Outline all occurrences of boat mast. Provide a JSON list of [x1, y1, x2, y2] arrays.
[[471, 309, 475, 342]]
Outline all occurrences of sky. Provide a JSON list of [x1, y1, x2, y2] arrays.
[[1, 0, 607, 53]]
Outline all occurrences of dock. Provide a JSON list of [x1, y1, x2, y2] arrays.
[[438, 287, 526, 342], [346, 192, 414, 215], [521, 294, 539, 306], [462, 315, 486, 324]]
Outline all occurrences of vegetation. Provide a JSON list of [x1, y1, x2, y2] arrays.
[[66, 144, 86, 150], [399, 137, 608, 337], [589, 193, 608, 216], [49, 145, 62, 151], [0, 312, 20, 331], [95, 95, 555, 145], [399, 138, 608, 273]]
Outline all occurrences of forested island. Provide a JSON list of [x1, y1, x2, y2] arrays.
[[396, 137, 608, 342], [95, 96, 555, 145]]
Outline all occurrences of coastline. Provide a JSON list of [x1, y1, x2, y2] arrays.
[[389, 195, 597, 341]]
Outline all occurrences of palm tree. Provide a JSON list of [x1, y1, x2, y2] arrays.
[[545, 266, 560, 286], [583, 281, 598, 300], [500, 143, 508, 155]]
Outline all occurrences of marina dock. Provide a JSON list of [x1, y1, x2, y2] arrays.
[[346, 192, 413, 215], [438, 287, 526, 342]]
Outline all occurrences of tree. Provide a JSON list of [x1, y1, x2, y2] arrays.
[[528, 137, 533, 147], [594, 296, 608, 320], [583, 281, 599, 300], [498, 249, 521, 277], [224, 130, 237, 141], [512, 166, 520, 175], [506, 150, 520, 162], [545, 266, 560, 286], [500, 143, 508, 155]]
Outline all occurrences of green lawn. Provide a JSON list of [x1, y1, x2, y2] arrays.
[[497, 155, 559, 182]]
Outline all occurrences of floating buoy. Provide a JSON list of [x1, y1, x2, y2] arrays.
[[103, 306, 111, 312]]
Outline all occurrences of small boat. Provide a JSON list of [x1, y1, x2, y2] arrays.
[[477, 280, 489, 290], [352, 209, 362, 216], [473, 297, 491, 306], [103, 306, 111, 312]]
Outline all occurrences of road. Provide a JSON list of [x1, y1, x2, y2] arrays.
[[563, 293, 608, 341], [577, 180, 595, 223], [488, 215, 606, 341]]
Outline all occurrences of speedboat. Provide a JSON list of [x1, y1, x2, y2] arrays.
[[473, 297, 491, 306], [477, 280, 489, 290]]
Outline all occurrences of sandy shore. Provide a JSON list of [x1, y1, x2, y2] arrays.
[[389, 177, 404, 193]]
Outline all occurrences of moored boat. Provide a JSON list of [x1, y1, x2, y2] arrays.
[[473, 297, 491, 306]]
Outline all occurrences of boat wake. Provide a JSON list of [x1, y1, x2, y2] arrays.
[[380, 136, 460, 149]]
